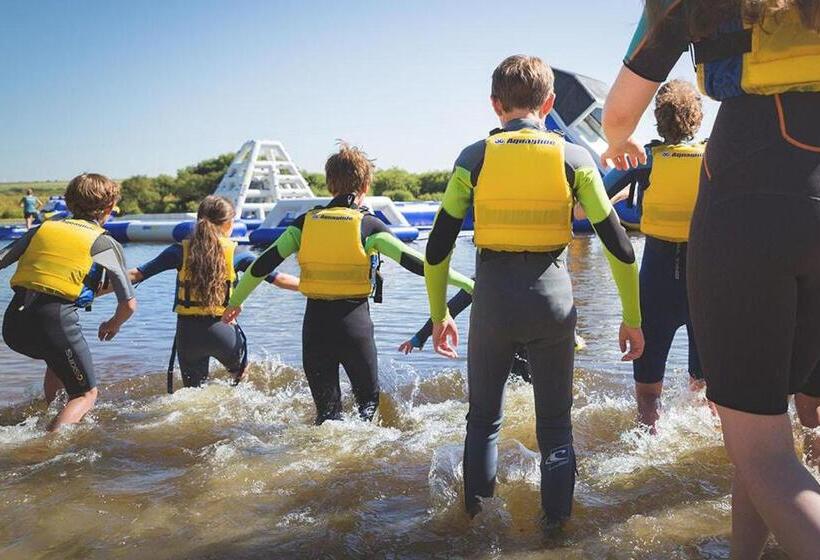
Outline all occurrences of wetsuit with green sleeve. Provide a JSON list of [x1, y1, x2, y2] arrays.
[[424, 118, 640, 523], [232, 194, 474, 424]]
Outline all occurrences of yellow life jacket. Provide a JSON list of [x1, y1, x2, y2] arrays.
[[474, 129, 573, 252], [297, 207, 373, 300], [11, 219, 104, 301], [641, 143, 706, 243], [694, 7, 820, 100], [174, 237, 237, 316]]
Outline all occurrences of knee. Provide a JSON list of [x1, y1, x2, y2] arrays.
[[466, 408, 503, 433]]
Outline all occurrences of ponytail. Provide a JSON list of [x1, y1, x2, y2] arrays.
[[187, 196, 235, 312]]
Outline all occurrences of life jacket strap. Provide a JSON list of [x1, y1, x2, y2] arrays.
[[693, 29, 752, 64]]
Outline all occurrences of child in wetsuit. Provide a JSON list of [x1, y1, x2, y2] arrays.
[[223, 144, 473, 424], [606, 80, 707, 429], [130, 196, 299, 388], [425, 56, 643, 524], [0, 173, 137, 430]]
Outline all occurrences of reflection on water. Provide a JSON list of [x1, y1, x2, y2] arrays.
[[0, 237, 807, 559]]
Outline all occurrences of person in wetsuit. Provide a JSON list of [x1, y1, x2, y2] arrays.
[[425, 56, 643, 525], [129, 196, 299, 388], [0, 174, 136, 430], [602, 1, 820, 556], [223, 144, 473, 424], [607, 80, 707, 429], [20, 189, 42, 230]]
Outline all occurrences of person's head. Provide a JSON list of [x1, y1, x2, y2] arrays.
[[187, 195, 236, 312], [325, 143, 374, 204], [654, 80, 703, 144], [490, 55, 556, 124], [26, 188, 33, 196], [64, 173, 121, 223], [646, 0, 820, 39]]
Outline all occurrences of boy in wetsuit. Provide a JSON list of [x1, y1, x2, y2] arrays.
[[1, 174, 136, 430], [425, 55, 643, 524], [223, 144, 473, 424]]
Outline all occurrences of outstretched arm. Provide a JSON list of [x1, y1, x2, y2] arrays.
[[234, 252, 299, 290], [367, 231, 473, 294], [223, 226, 301, 320], [401, 289, 473, 353]]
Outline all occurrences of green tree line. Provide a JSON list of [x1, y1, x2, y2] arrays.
[[2, 155, 452, 219], [119, 154, 450, 214]]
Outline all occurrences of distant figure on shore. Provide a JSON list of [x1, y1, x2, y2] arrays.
[[20, 189, 42, 230]]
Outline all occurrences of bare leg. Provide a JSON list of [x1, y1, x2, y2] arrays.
[[795, 393, 820, 471], [43, 368, 64, 405], [730, 474, 770, 560], [25, 216, 33, 230], [48, 387, 97, 431], [689, 376, 719, 417], [635, 381, 662, 431], [718, 405, 820, 560]]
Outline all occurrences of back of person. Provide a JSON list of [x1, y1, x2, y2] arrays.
[[608, 2, 820, 556], [632, 80, 707, 429], [0, 174, 135, 431], [425, 55, 642, 525]]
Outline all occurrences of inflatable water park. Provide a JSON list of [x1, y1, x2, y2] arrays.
[[0, 69, 639, 245]]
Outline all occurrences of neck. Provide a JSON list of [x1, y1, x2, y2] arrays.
[[499, 110, 541, 127]]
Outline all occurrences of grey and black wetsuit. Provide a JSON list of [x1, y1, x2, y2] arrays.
[[0, 224, 134, 397], [425, 118, 641, 521]]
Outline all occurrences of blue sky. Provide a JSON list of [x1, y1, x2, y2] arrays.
[[0, 0, 717, 182]]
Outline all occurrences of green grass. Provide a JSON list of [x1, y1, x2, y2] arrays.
[[0, 181, 67, 220]]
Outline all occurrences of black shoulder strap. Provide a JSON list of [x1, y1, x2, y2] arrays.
[[692, 28, 752, 64]]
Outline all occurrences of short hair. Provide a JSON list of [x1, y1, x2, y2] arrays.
[[491, 55, 555, 112], [654, 80, 704, 144], [325, 143, 374, 196], [26, 188, 33, 195], [64, 173, 121, 220]]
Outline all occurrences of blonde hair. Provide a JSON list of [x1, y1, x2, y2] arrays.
[[325, 143, 374, 197], [491, 55, 555, 112], [655, 80, 704, 144], [188, 196, 235, 311], [65, 173, 120, 221]]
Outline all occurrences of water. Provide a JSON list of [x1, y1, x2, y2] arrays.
[[0, 236, 807, 559]]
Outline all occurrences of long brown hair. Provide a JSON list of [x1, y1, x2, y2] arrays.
[[646, 0, 820, 40], [188, 195, 235, 311]]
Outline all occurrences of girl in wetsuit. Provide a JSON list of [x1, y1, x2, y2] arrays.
[[602, 1, 820, 556], [608, 80, 707, 429], [223, 144, 473, 424], [131, 196, 299, 388]]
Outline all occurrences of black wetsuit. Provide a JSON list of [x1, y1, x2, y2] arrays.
[[626, 3, 820, 414]]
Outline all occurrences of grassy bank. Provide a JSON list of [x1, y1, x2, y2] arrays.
[[0, 181, 67, 220]]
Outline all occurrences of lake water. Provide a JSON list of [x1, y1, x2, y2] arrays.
[[0, 236, 808, 559]]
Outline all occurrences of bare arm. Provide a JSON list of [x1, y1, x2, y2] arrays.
[[601, 66, 661, 170], [272, 272, 299, 291]]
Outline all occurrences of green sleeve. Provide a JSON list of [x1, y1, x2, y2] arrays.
[[228, 225, 301, 307], [424, 166, 474, 322], [574, 168, 642, 327], [367, 232, 474, 298]]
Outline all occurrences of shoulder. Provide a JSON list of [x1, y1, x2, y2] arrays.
[[362, 213, 391, 236], [90, 232, 122, 252], [563, 142, 596, 171], [454, 138, 486, 171]]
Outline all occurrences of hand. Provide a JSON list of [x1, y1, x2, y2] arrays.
[[98, 319, 121, 341], [222, 305, 241, 324], [398, 340, 416, 354], [601, 137, 647, 171], [432, 317, 459, 359], [619, 323, 644, 361]]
